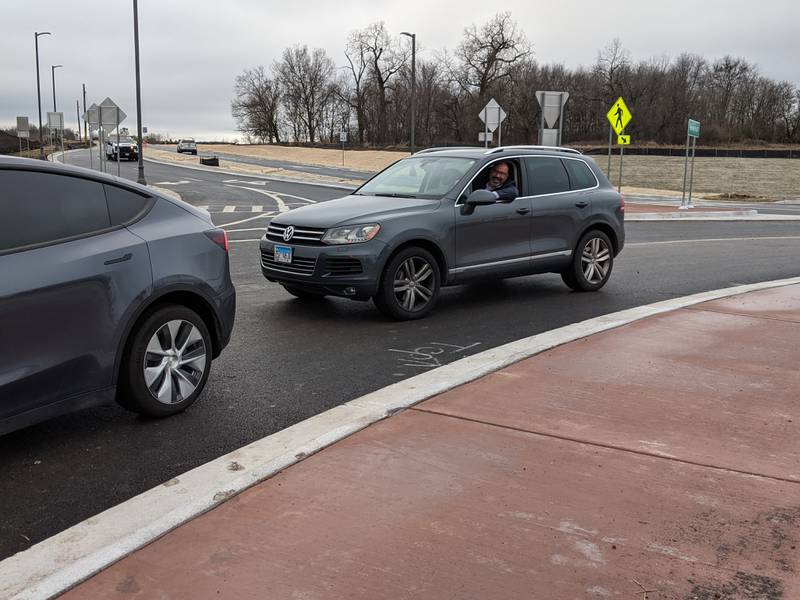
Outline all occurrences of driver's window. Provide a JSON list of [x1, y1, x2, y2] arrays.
[[472, 160, 519, 193]]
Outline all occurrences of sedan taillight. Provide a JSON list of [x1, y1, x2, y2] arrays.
[[204, 228, 229, 253]]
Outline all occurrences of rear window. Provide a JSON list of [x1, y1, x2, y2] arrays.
[[524, 157, 570, 196], [564, 159, 598, 191], [0, 170, 111, 253], [104, 184, 152, 226]]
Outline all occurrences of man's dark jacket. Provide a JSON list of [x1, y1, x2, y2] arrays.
[[488, 179, 519, 202]]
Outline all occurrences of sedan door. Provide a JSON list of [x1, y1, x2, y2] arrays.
[[0, 169, 152, 421]]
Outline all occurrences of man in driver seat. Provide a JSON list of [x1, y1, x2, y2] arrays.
[[484, 161, 518, 202]]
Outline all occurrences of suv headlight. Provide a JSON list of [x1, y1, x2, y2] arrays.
[[322, 223, 381, 245]]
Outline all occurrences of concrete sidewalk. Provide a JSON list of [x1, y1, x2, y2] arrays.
[[58, 284, 800, 600]]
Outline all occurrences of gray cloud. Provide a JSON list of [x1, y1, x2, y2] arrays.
[[2, 0, 798, 140]]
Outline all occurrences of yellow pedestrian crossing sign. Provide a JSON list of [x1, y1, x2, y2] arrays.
[[617, 134, 630, 145], [607, 97, 632, 135]]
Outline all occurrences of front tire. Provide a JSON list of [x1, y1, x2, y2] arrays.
[[117, 305, 212, 417], [373, 247, 440, 320], [561, 230, 614, 291]]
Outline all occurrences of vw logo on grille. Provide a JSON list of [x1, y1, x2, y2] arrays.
[[283, 226, 295, 242]]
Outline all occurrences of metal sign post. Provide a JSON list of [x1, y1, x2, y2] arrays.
[[116, 106, 121, 177], [606, 97, 633, 191], [340, 130, 347, 165], [479, 98, 506, 148], [535, 91, 570, 146], [680, 119, 701, 209], [607, 125, 613, 175], [16, 117, 29, 156]]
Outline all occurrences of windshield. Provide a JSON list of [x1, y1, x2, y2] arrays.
[[112, 137, 134, 143], [356, 156, 476, 199]]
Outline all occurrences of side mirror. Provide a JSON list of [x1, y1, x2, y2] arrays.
[[461, 189, 496, 215]]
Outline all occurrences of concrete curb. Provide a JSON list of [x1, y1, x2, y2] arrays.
[[627, 212, 800, 221], [3, 276, 800, 600]]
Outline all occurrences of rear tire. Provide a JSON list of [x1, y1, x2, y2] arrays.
[[117, 305, 212, 417], [561, 230, 614, 292], [283, 285, 326, 300], [373, 247, 440, 320]]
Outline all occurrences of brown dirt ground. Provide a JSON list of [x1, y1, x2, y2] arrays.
[[146, 144, 800, 200]]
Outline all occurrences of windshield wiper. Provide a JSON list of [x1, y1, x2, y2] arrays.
[[372, 192, 417, 198]]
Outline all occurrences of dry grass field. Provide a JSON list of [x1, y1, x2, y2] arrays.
[[146, 143, 799, 200]]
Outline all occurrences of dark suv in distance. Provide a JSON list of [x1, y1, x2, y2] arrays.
[[259, 146, 625, 320], [0, 157, 236, 435]]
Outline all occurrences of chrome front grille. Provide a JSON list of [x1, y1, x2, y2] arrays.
[[266, 223, 326, 246], [260, 250, 317, 276]]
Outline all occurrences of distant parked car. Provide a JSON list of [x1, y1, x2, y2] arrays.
[[260, 145, 625, 320], [177, 139, 198, 155], [0, 156, 236, 435], [105, 136, 139, 161]]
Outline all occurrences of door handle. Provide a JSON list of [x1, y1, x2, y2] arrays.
[[575, 201, 589, 208], [515, 207, 531, 215], [104, 253, 132, 266]]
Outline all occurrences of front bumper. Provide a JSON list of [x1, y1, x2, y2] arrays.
[[259, 237, 389, 299]]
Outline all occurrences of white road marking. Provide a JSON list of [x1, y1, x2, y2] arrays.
[[225, 227, 269, 233], [5, 276, 800, 600], [153, 180, 190, 185], [628, 235, 800, 247], [267, 190, 317, 203], [251, 205, 263, 213], [217, 213, 275, 228], [225, 185, 289, 213], [222, 205, 236, 213], [197, 206, 209, 211]]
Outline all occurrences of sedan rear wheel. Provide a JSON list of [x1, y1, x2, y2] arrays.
[[117, 305, 212, 417]]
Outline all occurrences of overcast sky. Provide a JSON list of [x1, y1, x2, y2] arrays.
[[2, 0, 798, 140]]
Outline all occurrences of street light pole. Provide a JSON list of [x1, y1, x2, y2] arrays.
[[400, 31, 416, 154], [51, 64, 63, 111], [35, 31, 51, 160], [133, 0, 147, 185]]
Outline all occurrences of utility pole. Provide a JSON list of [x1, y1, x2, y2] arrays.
[[51, 64, 63, 111], [133, 0, 147, 184], [400, 32, 416, 154], [35, 31, 52, 159], [82, 84, 88, 143]]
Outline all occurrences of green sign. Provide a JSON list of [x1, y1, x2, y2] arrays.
[[688, 119, 701, 138]]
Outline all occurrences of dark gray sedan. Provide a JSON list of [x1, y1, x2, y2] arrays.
[[260, 146, 625, 320], [0, 157, 236, 435]]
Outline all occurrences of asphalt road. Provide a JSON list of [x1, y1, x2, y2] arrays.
[[2, 154, 800, 561]]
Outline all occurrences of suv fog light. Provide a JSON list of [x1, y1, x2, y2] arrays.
[[343, 287, 357, 296]]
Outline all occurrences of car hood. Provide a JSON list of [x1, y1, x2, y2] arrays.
[[273, 194, 440, 227]]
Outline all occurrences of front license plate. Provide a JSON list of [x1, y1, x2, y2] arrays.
[[274, 244, 293, 264]]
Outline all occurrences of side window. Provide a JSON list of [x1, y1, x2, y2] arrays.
[[0, 170, 111, 253], [564, 159, 598, 191], [524, 157, 570, 196], [104, 184, 152, 226]]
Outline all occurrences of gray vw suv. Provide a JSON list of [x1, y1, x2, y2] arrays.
[[0, 157, 236, 435], [260, 146, 624, 320]]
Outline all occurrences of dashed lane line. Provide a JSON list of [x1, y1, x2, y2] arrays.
[[222, 205, 236, 213], [225, 185, 289, 213], [217, 213, 276, 228]]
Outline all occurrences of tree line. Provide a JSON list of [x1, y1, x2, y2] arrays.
[[231, 13, 800, 147]]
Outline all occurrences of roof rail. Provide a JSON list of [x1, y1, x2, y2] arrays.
[[486, 145, 582, 155], [414, 146, 481, 155]]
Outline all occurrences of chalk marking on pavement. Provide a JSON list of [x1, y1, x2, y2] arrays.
[[222, 205, 236, 213], [225, 185, 289, 213], [4, 276, 800, 600], [627, 235, 800, 247]]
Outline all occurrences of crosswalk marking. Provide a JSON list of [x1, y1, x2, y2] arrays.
[[251, 205, 263, 213], [223, 205, 236, 213]]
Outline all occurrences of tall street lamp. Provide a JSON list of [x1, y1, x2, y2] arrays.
[[51, 64, 63, 111], [35, 31, 52, 160], [400, 31, 416, 154], [133, 0, 146, 184]]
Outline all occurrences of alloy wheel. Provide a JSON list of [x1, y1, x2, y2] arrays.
[[393, 256, 435, 312], [143, 319, 207, 404], [581, 237, 612, 284]]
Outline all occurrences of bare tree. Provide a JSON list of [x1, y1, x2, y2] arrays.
[[275, 45, 336, 143], [451, 12, 531, 101], [231, 66, 282, 143]]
